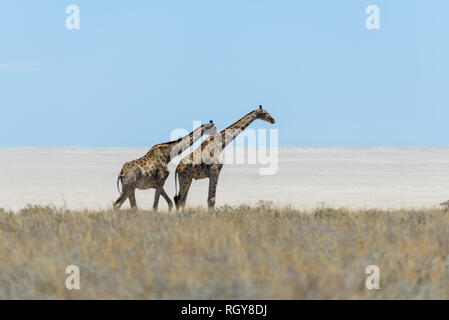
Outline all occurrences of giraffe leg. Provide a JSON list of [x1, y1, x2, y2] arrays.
[[180, 181, 192, 210], [207, 175, 218, 210], [113, 193, 128, 210], [153, 188, 161, 212], [129, 190, 138, 210], [176, 176, 192, 211], [160, 188, 173, 212], [207, 166, 222, 210]]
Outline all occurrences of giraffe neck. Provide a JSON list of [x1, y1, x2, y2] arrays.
[[144, 125, 206, 163], [173, 125, 206, 153], [219, 110, 258, 149]]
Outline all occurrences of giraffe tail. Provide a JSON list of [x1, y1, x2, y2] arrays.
[[117, 170, 124, 194], [174, 169, 178, 197], [174, 169, 181, 206]]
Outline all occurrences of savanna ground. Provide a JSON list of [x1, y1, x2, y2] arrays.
[[2, 202, 449, 299]]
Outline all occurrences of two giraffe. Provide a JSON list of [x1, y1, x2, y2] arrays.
[[114, 105, 275, 211]]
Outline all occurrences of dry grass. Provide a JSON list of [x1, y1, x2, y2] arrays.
[[1, 202, 449, 299]]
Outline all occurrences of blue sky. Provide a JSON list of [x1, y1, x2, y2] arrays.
[[1, 1, 448, 147]]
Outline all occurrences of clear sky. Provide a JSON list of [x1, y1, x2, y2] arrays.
[[1, 1, 448, 147]]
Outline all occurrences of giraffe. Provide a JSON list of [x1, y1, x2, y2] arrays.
[[113, 120, 218, 212], [174, 105, 276, 211]]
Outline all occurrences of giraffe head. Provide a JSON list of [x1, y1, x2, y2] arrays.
[[255, 105, 276, 124], [203, 120, 219, 136]]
